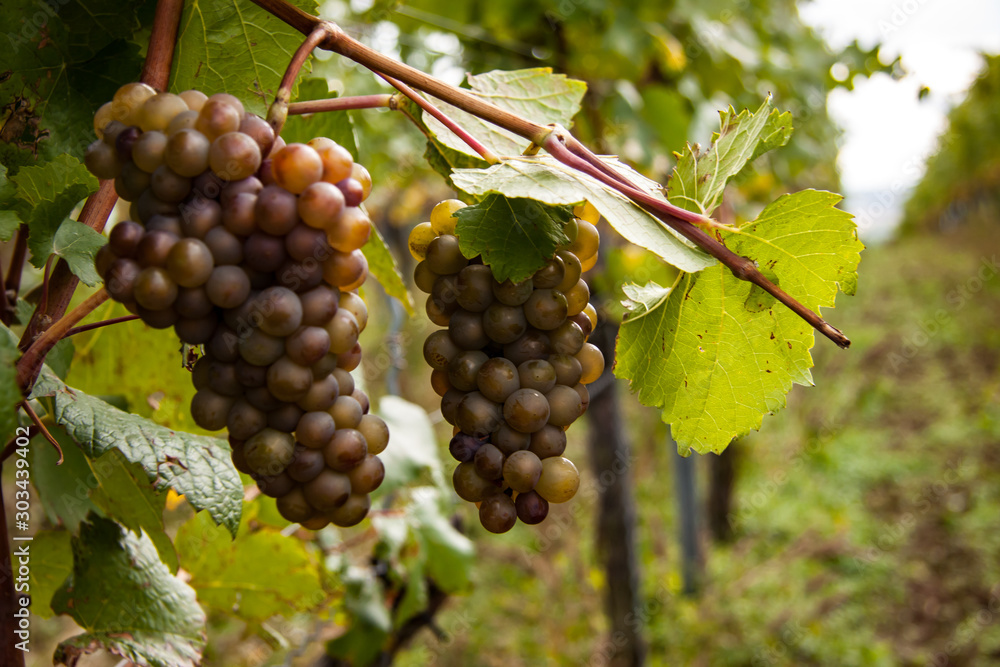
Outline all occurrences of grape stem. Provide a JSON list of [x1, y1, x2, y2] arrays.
[[287, 94, 395, 115], [64, 314, 140, 338], [248, 0, 850, 348], [377, 73, 499, 164], [5, 224, 27, 303], [269, 26, 329, 137]]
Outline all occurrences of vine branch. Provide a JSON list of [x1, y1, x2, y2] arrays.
[[287, 94, 395, 115], [64, 314, 140, 338], [250, 0, 850, 347]]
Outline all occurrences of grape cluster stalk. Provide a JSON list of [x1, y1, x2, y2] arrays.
[[411, 200, 604, 533], [84, 83, 389, 529]]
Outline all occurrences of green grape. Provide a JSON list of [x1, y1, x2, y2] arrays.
[[503, 388, 550, 433], [532, 256, 565, 289], [576, 343, 605, 384], [535, 456, 580, 503], [447, 350, 489, 392], [517, 359, 557, 393], [178, 89, 208, 111], [303, 469, 351, 510], [456, 392, 502, 437], [166, 238, 215, 288], [329, 395, 363, 429], [565, 279, 590, 316], [195, 98, 241, 141], [476, 357, 520, 403], [297, 373, 340, 412], [425, 235, 468, 274], [479, 494, 517, 534], [482, 302, 527, 344], [430, 199, 465, 235], [357, 414, 389, 456], [296, 411, 337, 449], [456, 264, 495, 312], [545, 384, 584, 426], [408, 222, 435, 261], [323, 428, 368, 471], [132, 130, 168, 172], [550, 320, 585, 355], [453, 462, 496, 502], [139, 93, 188, 132], [244, 428, 296, 477], [549, 353, 583, 387], [492, 278, 533, 306], [503, 450, 542, 493], [325, 309, 359, 354], [166, 109, 199, 136], [556, 250, 583, 292], [191, 389, 235, 431], [524, 288, 569, 330], [567, 219, 599, 260], [276, 487, 314, 523], [266, 356, 313, 402], [347, 454, 384, 494], [328, 493, 371, 527], [502, 329, 551, 366], [528, 425, 566, 459], [515, 491, 549, 525], [93, 101, 114, 138], [423, 330, 460, 371], [111, 82, 157, 125], [448, 309, 489, 350]]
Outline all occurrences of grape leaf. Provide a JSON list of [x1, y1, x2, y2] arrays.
[[88, 448, 178, 572], [0, 165, 23, 241], [0, 0, 147, 161], [31, 371, 243, 536], [51, 515, 206, 667], [27, 530, 73, 620], [0, 332, 19, 447], [175, 509, 324, 622], [422, 68, 587, 158], [408, 487, 475, 593], [453, 195, 572, 283], [362, 222, 415, 315], [375, 396, 445, 494], [280, 78, 359, 154], [669, 99, 792, 215], [451, 157, 715, 273], [395, 98, 490, 192], [29, 426, 102, 532], [615, 190, 863, 453], [170, 0, 320, 115], [38, 219, 109, 286]]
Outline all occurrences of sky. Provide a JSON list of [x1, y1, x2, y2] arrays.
[[798, 0, 1000, 240]]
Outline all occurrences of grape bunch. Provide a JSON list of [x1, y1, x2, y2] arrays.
[[410, 199, 604, 533], [84, 82, 389, 529]]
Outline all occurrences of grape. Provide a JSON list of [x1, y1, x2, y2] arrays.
[[565, 279, 590, 316], [556, 250, 583, 291], [574, 383, 590, 413], [327, 206, 371, 253], [151, 165, 192, 203], [529, 425, 567, 459], [338, 292, 368, 332], [115, 161, 151, 201], [524, 289, 569, 330], [453, 462, 496, 502], [456, 392, 502, 437], [235, 359, 268, 388], [239, 328, 285, 366], [550, 320, 585, 355], [473, 443, 503, 480], [135, 230, 178, 267], [137, 306, 178, 330], [286, 445, 326, 484], [329, 494, 371, 527], [322, 249, 367, 289], [517, 359, 557, 393], [503, 329, 550, 367], [503, 388, 550, 433], [174, 315, 218, 345], [576, 342, 605, 384], [276, 487, 313, 523], [357, 414, 389, 455], [323, 428, 367, 471], [330, 395, 363, 430], [109, 221, 144, 257], [286, 326, 331, 366], [535, 457, 580, 503], [203, 226, 244, 265], [115, 126, 141, 163], [548, 354, 583, 388], [179, 89, 208, 111], [84, 140, 121, 180], [136, 189, 178, 222], [492, 423, 530, 456], [456, 264, 495, 312], [209, 131, 261, 181], [244, 428, 296, 477], [303, 469, 351, 510], [146, 214, 183, 236], [254, 286, 302, 337], [476, 357, 520, 403], [347, 455, 385, 494], [227, 399, 267, 439], [339, 344, 363, 372], [422, 330, 459, 371], [95, 246, 118, 278], [351, 164, 372, 200], [139, 93, 188, 132], [479, 494, 517, 533], [258, 472, 297, 499], [431, 369, 452, 396], [134, 267, 178, 310], [425, 235, 467, 274], [297, 181, 345, 229], [351, 388, 370, 414], [238, 114, 275, 154], [195, 98, 241, 141], [205, 265, 251, 308], [206, 324, 240, 361], [267, 356, 313, 402], [447, 350, 488, 392], [413, 261, 438, 293], [191, 389, 235, 431], [272, 143, 323, 194], [493, 278, 533, 306], [449, 432, 482, 462], [181, 198, 224, 239], [246, 386, 282, 412], [440, 389, 466, 426], [286, 224, 332, 263], [546, 384, 583, 427], [299, 285, 339, 326], [430, 199, 465, 235], [308, 137, 353, 183], [448, 309, 488, 350], [132, 130, 168, 172], [164, 129, 211, 177], [94, 102, 114, 138], [482, 302, 527, 344], [244, 232, 287, 272], [567, 219, 599, 260], [407, 222, 436, 260], [221, 192, 257, 236], [503, 450, 542, 493], [111, 83, 157, 125], [515, 491, 549, 524], [297, 373, 340, 412], [532, 257, 565, 289], [572, 311, 595, 338], [166, 238, 215, 287], [336, 178, 364, 207], [166, 110, 199, 136]]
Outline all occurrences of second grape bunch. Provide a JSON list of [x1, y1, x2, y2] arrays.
[[411, 200, 605, 533]]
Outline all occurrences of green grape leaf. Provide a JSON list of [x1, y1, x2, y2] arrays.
[[451, 157, 715, 273], [326, 564, 390, 663], [615, 190, 863, 453], [395, 97, 490, 192], [409, 487, 475, 593], [51, 515, 206, 667], [669, 99, 792, 215], [453, 194, 572, 283], [0, 332, 20, 447], [375, 396, 445, 494], [362, 222, 415, 315], [35, 219, 109, 286], [0, 0, 147, 161], [88, 448, 178, 572], [29, 427, 102, 532], [27, 530, 74, 620], [0, 165, 23, 241], [281, 78, 359, 154], [31, 373, 243, 536], [422, 68, 587, 159], [170, 0, 320, 115], [45, 337, 76, 380], [175, 510, 324, 623]]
